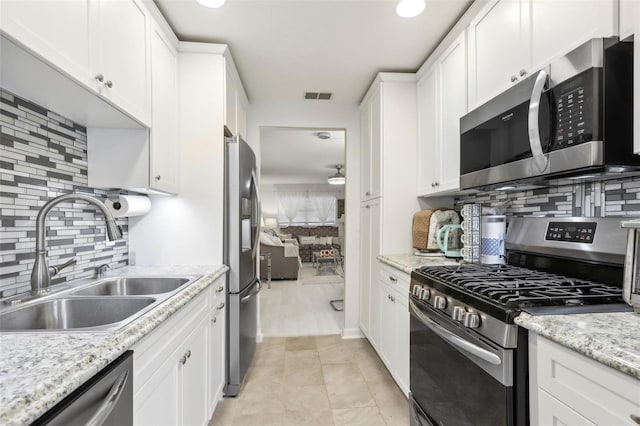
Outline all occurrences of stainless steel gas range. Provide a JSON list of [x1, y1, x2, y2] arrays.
[[408, 217, 632, 426]]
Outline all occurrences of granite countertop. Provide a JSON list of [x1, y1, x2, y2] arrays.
[[515, 312, 640, 380], [378, 253, 460, 274], [0, 265, 228, 426]]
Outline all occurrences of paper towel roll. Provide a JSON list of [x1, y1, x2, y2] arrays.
[[106, 195, 151, 218]]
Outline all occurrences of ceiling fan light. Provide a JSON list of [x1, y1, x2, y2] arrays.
[[328, 165, 346, 185], [396, 0, 426, 18], [196, 0, 225, 8]]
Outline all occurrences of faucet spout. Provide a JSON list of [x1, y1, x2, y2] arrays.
[[30, 193, 123, 293]]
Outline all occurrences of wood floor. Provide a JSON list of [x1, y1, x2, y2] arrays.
[[259, 264, 344, 337], [209, 335, 410, 426]]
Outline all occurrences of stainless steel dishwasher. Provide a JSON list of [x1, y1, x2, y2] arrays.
[[33, 351, 133, 426]]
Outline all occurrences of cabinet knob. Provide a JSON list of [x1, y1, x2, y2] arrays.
[[216, 302, 225, 310], [630, 414, 640, 425], [186, 349, 192, 359], [389, 275, 397, 282], [105, 80, 113, 88], [154, 175, 161, 181], [519, 69, 527, 77], [389, 295, 395, 302], [211, 317, 217, 325], [216, 285, 224, 294], [510, 75, 518, 83], [95, 73, 104, 83], [365, 191, 371, 196], [365, 205, 370, 209], [180, 354, 188, 365]]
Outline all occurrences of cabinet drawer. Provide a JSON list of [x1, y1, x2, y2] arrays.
[[533, 336, 640, 425], [380, 264, 410, 298], [537, 388, 596, 426]]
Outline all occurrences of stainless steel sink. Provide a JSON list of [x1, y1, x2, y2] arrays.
[[71, 277, 191, 296], [0, 297, 156, 332]]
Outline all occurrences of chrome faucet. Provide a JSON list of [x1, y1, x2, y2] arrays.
[[96, 263, 111, 279], [31, 193, 123, 294]]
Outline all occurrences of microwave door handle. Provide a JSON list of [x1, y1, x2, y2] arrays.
[[409, 300, 502, 365], [623, 230, 636, 304], [528, 69, 550, 174]]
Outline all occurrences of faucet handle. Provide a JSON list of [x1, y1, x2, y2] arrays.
[[49, 257, 77, 277]]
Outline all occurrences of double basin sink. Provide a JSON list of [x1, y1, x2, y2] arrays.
[[0, 276, 201, 332]]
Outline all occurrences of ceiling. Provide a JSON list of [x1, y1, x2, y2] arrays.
[[260, 127, 345, 184], [154, 0, 472, 103]]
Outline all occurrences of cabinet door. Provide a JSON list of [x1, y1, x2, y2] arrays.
[[437, 31, 467, 193], [181, 317, 209, 426], [377, 282, 394, 368], [93, 0, 150, 125], [150, 23, 179, 194], [225, 67, 237, 135], [393, 288, 410, 396], [135, 349, 180, 426], [370, 88, 383, 199], [416, 66, 439, 196], [536, 389, 596, 426], [0, 0, 92, 86], [237, 96, 247, 139], [209, 295, 226, 414], [359, 203, 372, 336], [468, 0, 530, 108], [360, 102, 373, 200], [530, 0, 617, 72], [367, 200, 382, 349], [620, 0, 640, 154]]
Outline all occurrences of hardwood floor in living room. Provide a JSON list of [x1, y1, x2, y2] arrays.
[[259, 263, 344, 337]]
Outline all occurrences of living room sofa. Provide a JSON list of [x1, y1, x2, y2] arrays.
[[279, 226, 341, 263]]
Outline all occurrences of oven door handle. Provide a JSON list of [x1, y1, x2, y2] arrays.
[[409, 300, 502, 366]]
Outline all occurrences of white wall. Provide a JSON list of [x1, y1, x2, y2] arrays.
[[129, 50, 225, 265], [248, 99, 362, 338], [261, 183, 345, 219]]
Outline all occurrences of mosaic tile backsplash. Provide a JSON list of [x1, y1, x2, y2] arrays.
[[0, 89, 128, 297], [454, 176, 640, 218]]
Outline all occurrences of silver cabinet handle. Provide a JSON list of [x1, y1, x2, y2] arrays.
[[365, 191, 371, 196], [519, 69, 527, 77], [409, 300, 501, 365], [180, 354, 187, 365], [216, 285, 224, 294], [211, 316, 217, 325], [389, 295, 395, 302], [434, 181, 439, 186], [389, 275, 397, 282], [216, 302, 225, 310], [528, 69, 549, 173], [95, 73, 104, 83], [186, 349, 191, 359], [365, 205, 370, 209], [631, 414, 640, 425], [510, 75, 518, 82], [154, 175, 161, 181], [105, 80, 113, 88], [85, 370, 130, 426]]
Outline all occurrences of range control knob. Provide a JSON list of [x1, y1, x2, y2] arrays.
[[412, 286, 421, 296], [452, 306, 466, 322], [420, 288, 431, 300], [463, 312, 480, 328], [433, 296, 447, 310]]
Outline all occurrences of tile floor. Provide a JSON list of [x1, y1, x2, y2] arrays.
[[259, 265, 344, 337], [209, 335, 409, 426]]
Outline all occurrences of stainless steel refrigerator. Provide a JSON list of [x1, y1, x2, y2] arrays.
[[224, 130, 262, 396]]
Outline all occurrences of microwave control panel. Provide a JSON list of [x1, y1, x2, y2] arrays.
[[546, 222, 597, 243], [552, 68, 599, 150]]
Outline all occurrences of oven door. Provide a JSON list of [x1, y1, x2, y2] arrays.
[[409, 299, 516, 426]]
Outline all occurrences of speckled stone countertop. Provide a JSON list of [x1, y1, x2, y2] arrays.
[[378, 253, 460, 274], [515, 312, 640, 380], [0, 265, 228, 426]]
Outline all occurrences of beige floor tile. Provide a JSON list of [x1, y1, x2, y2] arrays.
[[367, 375, 407, 408], [285, 349, 321, 366], [318, 346, 356, 365], [230, 410, 289, 426], [235, 381, 287, 415], [322, 363, 365, 385], [378, 400, 410, 426], [325, 378, 376, 410], [208, 398, 239, 426], [284, 361, 325, 386], [286, 336, 318, 351], [331, 407, 386, 426], [315, 334, 344, 350], [286, 409, 336, 426], [354, 349, 394, 384], [261, 337, 287, 347], [282, 384, 331, 412]]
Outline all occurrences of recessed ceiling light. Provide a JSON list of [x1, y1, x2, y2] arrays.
[[196, 0, 225, 8], [396, 0, 425, 18]]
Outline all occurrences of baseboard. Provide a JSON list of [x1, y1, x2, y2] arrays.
[[341, 327, 364, 339], [256, 330, 264, 343]]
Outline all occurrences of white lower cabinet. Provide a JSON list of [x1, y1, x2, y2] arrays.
[[208, 281, 227, 417], [529, 334, 640, 426], [373, 264, 410, 397], [133, 276, 226, 425]]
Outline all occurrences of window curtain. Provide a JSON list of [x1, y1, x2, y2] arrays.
[[277, 192, 305, 225], [312, 194, 336, 225]]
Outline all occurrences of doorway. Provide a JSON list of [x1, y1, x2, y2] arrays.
[[258, 126, 346, 337]]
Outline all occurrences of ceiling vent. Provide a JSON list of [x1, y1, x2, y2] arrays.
[[304, 92, 332, 100]]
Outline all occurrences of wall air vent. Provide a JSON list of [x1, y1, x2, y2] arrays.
[[304, 92, 332, 100]]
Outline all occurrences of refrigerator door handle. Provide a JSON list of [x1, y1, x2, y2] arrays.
[[251, 170, 261, 260], [241, 278, 262, 304]]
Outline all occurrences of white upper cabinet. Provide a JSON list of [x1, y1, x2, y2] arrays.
[[468, 0, 619, 110], [149, 21, 179, 194], [92, 0, 151, 125], [620, 0, 640, 154], [360, 86, 382, 201], [224, 59, 249, 138], [468, 0, 530, 109], [0, 0, 92, 86], [417, 31, 467, 196]]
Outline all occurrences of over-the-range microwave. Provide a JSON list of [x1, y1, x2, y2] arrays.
[[459, 38, 639, 191]]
